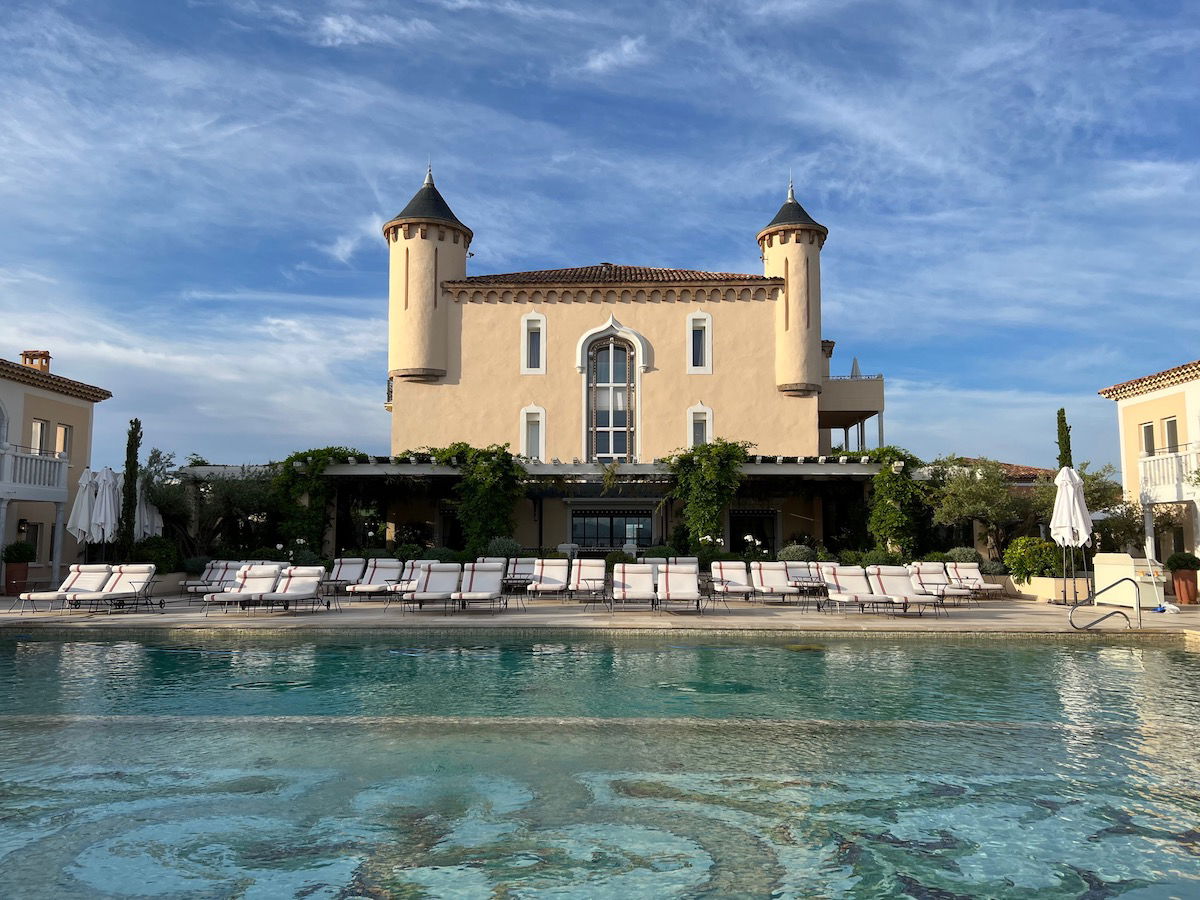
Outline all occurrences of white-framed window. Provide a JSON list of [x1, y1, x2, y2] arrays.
[[1163, 417, 1179, 453], [520, 311, 547, 375], [520, 405, 546, 461], [587, 336, 636, 462], [1141, 422, 1155, 456], [55, 424, 72, 459], [686, 403, 713, 448], [30, 418, 48, 453], [685, 311, 713, 374]]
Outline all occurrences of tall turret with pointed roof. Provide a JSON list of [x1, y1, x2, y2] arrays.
[[383, 167, 472, 383], [759, 181, 827, 396]]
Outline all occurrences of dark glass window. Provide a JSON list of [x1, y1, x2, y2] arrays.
[[571, 511, 653, 549], [691, 324, 705, 368], [526, 325, 541, 370]]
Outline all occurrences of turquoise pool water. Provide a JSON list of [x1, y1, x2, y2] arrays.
[[1, 631, 1199, 898]]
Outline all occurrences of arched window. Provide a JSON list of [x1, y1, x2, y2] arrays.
[[587, 336, 636, 462]]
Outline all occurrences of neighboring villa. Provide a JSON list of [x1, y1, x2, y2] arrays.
[[1099, 360, 1200, 557], [321, 171, 887, 554], [0, 350, 111, 584]]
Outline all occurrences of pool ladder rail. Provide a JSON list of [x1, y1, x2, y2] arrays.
[[1068, 577, 1146, 631]]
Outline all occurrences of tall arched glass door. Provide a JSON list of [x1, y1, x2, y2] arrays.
[[588, 336, 635, 462]]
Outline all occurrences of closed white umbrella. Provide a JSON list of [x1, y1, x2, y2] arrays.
[[66, 467, 96, 543], [90, 467, 121, 544], [1049, 466, 1093, 604], [135, 479, 163, 538], [1050, 467, 1093, 548]]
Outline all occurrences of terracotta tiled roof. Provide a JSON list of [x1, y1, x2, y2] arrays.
[[448, 264, 774, 286], [0, 358, 111, 403], [1098, 358, 1200, 401], [959, 458, 1056, 481]]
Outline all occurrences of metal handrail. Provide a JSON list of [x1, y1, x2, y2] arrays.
[[1068, 577, 1144, 631]]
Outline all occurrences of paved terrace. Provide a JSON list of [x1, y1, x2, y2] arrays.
[[2, 595, 1199, 640]]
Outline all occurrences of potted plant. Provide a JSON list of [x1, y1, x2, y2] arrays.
[[1165, 552, 1200, 604], [2, 541, 38, 596]]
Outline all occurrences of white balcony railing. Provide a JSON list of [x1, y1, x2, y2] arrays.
[[1138, 447, 1200, 504], [0, 443, 70, 502]]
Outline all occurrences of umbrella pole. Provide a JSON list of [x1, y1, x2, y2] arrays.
[[1061, 545, 1067, 605]]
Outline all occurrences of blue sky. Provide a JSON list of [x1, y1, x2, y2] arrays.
[[2, 0, 1198, 480]]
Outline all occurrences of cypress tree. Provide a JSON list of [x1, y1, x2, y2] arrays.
[[117, 418, 142, 559], [1056, 408, 1073, 470]]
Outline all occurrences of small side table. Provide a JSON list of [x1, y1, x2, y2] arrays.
[[501, 577, 532, 610], [577, 577, 609, 611]]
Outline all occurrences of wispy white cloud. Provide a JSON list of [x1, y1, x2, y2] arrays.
[[0, 267, 387, 465], [1, 0, 1197, 472], [215, 1, 436, 47], [579, 35, 647, 75]]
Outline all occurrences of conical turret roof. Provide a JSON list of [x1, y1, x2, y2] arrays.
[[387, 167, 471, 234], [762, 182, 826, 234]]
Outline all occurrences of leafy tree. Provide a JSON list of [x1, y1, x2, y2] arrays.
[[418, 443, 526, 556], [1029, 462, 1123, 526], [930, 456, 1031, 559], [664, 438, 752, 547], [1055, 408, 1073, 470], [866, 446, 926, 556], [115, 418, 142, 559]]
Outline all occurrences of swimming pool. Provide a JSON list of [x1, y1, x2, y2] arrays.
[[1, 630, 1198, 897]]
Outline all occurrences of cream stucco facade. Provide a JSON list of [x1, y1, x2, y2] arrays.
[[367, 172, 885, 554], [1100, 360, 1200, 557], [0, 351, 110, 586], [384, 173, 882, 465]]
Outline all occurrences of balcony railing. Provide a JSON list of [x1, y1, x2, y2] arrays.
[[1138, 446, 1200, 504], [0, 443, 69, 500]]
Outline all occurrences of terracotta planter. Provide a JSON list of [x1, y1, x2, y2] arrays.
[[3, 561, 30, 596], [1171, 569, 1198, 604]]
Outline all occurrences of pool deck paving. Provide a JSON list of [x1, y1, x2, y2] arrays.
[[3, 593, 1200, 642]]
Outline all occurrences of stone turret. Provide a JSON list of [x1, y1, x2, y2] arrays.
[[758, 182, 827, 397], [382, 168, 472, 382]]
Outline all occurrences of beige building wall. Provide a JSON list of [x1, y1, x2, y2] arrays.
[[389, 294, 821, 461], [2, 382, 96, 568], [1114, 384, 1195, 498]]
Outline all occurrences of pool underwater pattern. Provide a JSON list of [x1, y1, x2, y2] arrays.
[[1, 633, 1199, 898]]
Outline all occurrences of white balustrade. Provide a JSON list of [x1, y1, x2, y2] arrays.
[[1138, 448, 1200, 504], [0, 444, 69, 499]]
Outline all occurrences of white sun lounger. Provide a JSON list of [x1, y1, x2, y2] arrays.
[[909, 562, 973, 606], [528, 558, 570, 599], [344, 558, 404, 596], [66, 564, 159, 612], [450, 562, 505, 613], [946, 562, 1003, 598], [239, 566, 328, 613], [13, 564, 111, 613], [202, 564, 282, 615], [709, 560, 753, 605], [612, 563, 656, 609], [657, 564, 702, 612], [749, 561, 801, 603], [866, 565, 943, 617], [402, 563, 462, 612], [567, 558, 606, 604], [324, 558, 366, 596]]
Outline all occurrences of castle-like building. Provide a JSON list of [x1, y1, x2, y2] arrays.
[[384, 169, 883, 463], [354, 170, 886, 553]]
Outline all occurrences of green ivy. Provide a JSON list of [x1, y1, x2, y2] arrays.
[[412, 443, 526, 556], [273, 446, 366, 549], [867, 446, 926, 556], [664, 438, 753, 547]]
